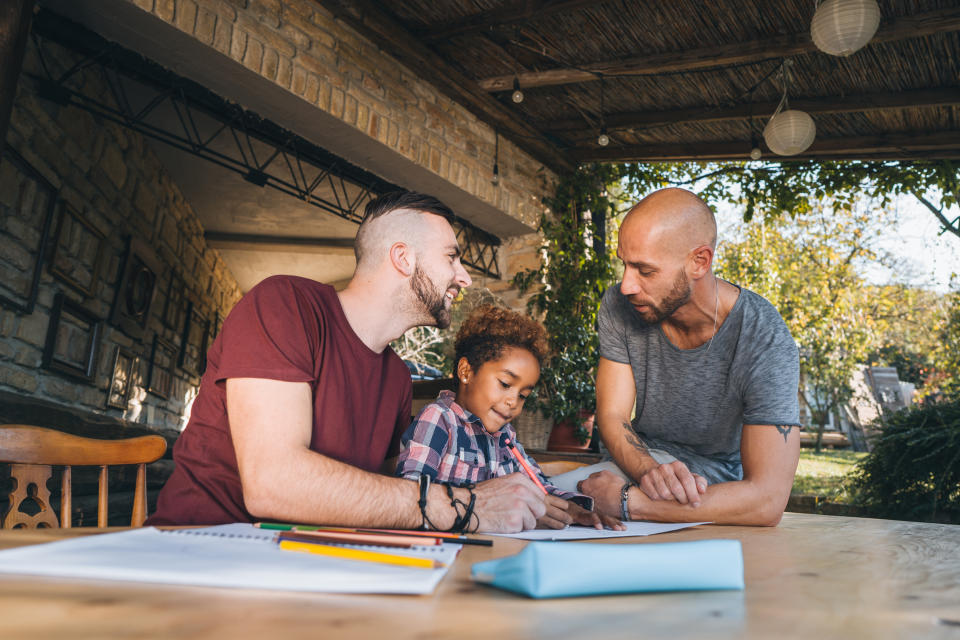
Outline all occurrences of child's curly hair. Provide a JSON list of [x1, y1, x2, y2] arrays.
[[453, 305, 550, 375]]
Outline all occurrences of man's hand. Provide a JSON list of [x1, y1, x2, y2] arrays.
[[567, 502, 625, 530], [579, 470, 628, 518], [637, 460, 708, 506], [471, 473, 548, 533], [536, 494, 574, 529]]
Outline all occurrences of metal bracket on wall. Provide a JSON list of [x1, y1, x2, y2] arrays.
[[26, 10, 501, 278]]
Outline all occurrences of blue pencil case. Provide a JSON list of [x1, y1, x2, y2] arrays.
[[471, 539, 744, 598]]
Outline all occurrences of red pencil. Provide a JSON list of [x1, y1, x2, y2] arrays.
[[504, 437, 548, 494]]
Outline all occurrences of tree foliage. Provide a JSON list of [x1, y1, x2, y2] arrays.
[[621, 160, 960, 240], [513, 163, 623, 435]]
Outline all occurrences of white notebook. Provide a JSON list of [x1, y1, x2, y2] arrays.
[[0, 523, 461, 595]]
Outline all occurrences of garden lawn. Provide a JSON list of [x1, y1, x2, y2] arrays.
[[792, 449, 867, 503]]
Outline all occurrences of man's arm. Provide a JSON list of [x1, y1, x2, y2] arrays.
[[227, 378, 547, 532], [596, 357, 705, 504], [596, 357, 656, 480], [582, 423, 800, 526]]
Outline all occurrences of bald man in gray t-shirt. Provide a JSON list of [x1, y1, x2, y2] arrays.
[[575, 188, 801, 527]]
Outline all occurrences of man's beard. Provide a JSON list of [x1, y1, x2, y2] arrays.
[[634, 270, 691, 324], [411, 263, 453, 329]]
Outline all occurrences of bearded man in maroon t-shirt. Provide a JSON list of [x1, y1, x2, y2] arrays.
[[147, 192, 548, 532]]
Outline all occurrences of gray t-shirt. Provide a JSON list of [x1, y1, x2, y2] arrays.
[[598, 282, 800, 483]]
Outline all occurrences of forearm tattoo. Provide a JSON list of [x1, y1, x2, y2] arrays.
[[622, 421, 649, 454], [775, 425, 795, 443]]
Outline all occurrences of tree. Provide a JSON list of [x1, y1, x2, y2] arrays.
[[714, 203, 897, 451], [514, 164, 622, 434], [621, 160, 960, 241], [933, 290, 960, 400]]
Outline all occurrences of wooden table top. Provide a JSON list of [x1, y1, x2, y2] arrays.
[[0, 513, 957, 639]]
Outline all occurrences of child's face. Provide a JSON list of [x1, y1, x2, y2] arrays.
[[457, 347, 540, 435]]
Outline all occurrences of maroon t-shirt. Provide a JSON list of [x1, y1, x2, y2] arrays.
[[147, 275, 412, 525]]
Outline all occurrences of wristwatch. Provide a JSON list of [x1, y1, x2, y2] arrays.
[[620, 482, 636, 521]]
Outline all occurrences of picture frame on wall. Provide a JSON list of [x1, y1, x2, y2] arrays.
[[106, 345, 137, 410], [110, 237, 162, 341], [0, 146, 58, 314], [48, 203, 106, 298], [42, 292, 102, 382], [162, 271, 187, 333], [179, 301, 209, 378], [147, 334, 176, 399]]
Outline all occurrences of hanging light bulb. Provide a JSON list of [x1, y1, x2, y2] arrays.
[[811, 0, 881, 57], [597, 126, 610, 147], [750, 146, 762, 161], [491, 163, 500, 186], [762, 60, 816, 156], [596, 75, 609, 146], [511, 77, 524, 103]]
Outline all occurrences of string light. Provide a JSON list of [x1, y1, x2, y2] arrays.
[[597, 75, 609, 146], [511, 77, 524, 103]]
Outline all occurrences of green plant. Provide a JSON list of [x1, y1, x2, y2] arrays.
[[513, 164, 622, 442], [849, 398, 960, 523]]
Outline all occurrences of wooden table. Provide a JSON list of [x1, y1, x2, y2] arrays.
[[0, 513, 957, 639]]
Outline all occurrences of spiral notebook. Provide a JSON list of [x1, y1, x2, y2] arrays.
[[0, 523, 460, 595]]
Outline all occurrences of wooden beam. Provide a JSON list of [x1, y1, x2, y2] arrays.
[[315, 0, 571, 172], [544, 88, 960, 135], [415, 0, 599, 43], [570, 131, 960, 162], [479, 7, 960, 92], [0, 0, 34, 146]]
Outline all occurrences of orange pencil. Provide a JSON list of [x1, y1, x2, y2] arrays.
[[503, 437, 548, 494]]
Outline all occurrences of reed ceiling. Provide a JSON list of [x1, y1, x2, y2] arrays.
[[318, 0, 960, 168]]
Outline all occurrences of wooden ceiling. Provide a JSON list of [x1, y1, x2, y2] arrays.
[[317, 0, 960, 170]]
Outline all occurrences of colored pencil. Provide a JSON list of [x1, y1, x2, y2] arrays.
[[503, 437, 548, 494], [255, 522, 493, 546], [276, 530, 438, 548], [278, 539, 444, 569]]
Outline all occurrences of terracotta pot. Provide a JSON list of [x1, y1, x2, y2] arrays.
[[546, 412, 594, 452]]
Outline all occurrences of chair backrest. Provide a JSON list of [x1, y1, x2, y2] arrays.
[[537, 460, 588, 477], [0, 424, 167, 529]]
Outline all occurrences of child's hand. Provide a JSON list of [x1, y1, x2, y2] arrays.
[[536, 495, 575, 529], [568, 502, 626, 531]]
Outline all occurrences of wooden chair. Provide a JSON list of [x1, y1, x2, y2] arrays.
[[0, 424, 167, 529], [537, 460, 588, 478]]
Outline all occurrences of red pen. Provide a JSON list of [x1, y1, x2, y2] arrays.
[[503, 437, 548, 494]]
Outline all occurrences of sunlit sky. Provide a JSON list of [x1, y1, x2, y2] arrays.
[[712, 194, 960, 294]]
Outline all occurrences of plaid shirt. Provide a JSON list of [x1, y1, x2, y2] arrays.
[[396, 391, 593, 510]]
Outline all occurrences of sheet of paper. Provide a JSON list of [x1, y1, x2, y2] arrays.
[[0, 524, 460, 595], [490, 520, 709, 540]]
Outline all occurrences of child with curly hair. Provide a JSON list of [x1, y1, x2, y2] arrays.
[[396, 305, 622, 530]]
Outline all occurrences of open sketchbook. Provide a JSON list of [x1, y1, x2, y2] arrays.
[[0, 523, 460, 595], [491, 520, 709, 541]]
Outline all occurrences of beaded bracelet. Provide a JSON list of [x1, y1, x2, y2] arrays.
[[620, 482, 636, 522]]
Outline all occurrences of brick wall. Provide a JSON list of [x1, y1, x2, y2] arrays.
[[0, 38, 242, 433], [120, 0, 555, 230]]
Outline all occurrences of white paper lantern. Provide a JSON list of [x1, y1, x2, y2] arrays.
[[763, 110, 816, 156], [811, 0, 881, 57]]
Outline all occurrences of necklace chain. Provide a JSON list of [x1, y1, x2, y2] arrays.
[[704, 278, 719, 353]]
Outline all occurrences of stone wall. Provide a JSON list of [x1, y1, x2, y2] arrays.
[[0, 37, 242, 433], [120, 0, 555, 229]]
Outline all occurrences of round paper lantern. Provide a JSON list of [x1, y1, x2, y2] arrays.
[[763, 110, 816, 156], [811, 0, 881, 57]]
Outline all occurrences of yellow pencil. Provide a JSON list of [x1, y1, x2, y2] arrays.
[[278, 539, 445, 569]]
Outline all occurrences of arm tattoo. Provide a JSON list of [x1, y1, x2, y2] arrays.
[[621, 421, 649, 454], [775, 425, 795, 443]]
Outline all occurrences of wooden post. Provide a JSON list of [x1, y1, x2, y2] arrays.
[[0, 0, 33, 148]]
